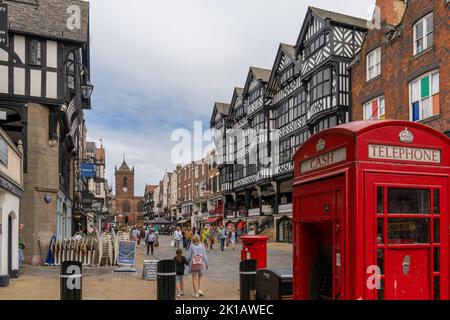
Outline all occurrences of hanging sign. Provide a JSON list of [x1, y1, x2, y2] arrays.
[[0, 4, 7, 49], [80, 162, 95, 178]]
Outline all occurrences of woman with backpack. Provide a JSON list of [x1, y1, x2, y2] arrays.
[[187, 234, 208, 298]]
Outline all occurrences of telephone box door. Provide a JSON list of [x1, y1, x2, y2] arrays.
[[367, 173, 448, 300]]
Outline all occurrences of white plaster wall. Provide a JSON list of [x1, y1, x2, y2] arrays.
[[0, 190, 20, 277]]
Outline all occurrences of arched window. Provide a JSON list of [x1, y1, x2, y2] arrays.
[[277, 216, 292, 243], [123, 177, 128, 188], [123, 200, 130, 213]]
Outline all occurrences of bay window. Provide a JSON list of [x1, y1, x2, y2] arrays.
[[409, 70, 439, 121]]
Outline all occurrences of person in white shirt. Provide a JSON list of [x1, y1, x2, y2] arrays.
[[173, 226, 183, 248]]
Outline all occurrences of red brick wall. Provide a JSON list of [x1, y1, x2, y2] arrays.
[[352, 0, 449, 133]]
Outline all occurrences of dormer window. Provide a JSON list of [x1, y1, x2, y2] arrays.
[[413, 13, 433, 55]]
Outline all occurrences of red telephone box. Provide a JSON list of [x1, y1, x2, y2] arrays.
[[292, 120, 450, 300]]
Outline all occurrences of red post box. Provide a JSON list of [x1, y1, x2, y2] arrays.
[[241, 236, 269, 270], [292, 120, 450, 300]]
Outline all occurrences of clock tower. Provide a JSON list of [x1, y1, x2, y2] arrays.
[[112, 156, 143, 225], [115, 157, 135, 197]]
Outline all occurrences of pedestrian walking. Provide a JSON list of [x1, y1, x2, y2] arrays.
[[187, 234, 208, 298], [146, 229, 156, 255], [174, 248, 188, 298], [219, 226, 227, 251], [228, 228, 236, 251], [247, 226, 256, 236], [185, 228, 193, 250], [173, 226, 183, 248]]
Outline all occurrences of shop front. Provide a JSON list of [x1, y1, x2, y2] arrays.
[[293, 121, 450, 300], [0, 132, 23, 287]]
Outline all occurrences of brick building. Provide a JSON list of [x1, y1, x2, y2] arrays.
[[352, 0, 449, 135], [112, 158, 143, 226]]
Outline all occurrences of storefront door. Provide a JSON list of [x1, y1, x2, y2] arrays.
[[368, 173, 448, 300]]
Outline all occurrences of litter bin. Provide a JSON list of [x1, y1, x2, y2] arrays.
[[60, 261, 82, 300], [256, 269, 293, 300], [157, 259, 176, 300], [239, 259, 257, 300], [240, 236, 269, 270]]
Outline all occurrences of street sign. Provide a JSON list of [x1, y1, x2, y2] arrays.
[[0, 4, 8, 49], [81, 162, 95, 178]]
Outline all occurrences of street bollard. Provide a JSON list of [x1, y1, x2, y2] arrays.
[[157, 259, 176, 300], [240, 259, 257, 300], [60, 261, 82, 300]]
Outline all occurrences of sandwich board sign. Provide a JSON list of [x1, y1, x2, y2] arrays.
[[116, 241, 136, 271]]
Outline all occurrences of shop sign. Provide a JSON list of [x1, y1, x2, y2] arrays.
[[368, 144, 441, 164], [300, 147, 347, 173], [81, 162, 95, 178]]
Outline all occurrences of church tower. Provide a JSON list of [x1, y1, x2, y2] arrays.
[[115, 156, 135, 198]]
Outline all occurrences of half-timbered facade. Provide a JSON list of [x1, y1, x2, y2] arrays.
[[295, 7, 367, 132], [0, 0, 93, 264]]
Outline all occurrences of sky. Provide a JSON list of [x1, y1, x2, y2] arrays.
[[86, 0, 375, 196]]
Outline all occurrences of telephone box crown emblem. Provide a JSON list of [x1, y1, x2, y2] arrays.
[[316, 139, 326, 152], [399, 128, 414, 144]]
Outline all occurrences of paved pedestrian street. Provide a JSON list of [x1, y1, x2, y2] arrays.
[[0, 236, 292, 300]]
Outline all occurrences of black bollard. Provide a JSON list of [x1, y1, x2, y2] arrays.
[[240, 259, 257, 300], [60, 261, 82, 300], [157, 259, 176, 300]]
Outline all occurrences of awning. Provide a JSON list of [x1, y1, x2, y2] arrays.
[[205, 217, 221, 223], [177, 219, 190, 224]]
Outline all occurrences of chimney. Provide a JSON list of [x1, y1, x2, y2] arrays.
[[375, 0, 407, 26]]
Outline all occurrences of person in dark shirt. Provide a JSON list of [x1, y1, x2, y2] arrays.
[[174, 248, 188, 298]]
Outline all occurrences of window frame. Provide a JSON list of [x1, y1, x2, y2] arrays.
[[363, 95, 385, 120], [413, 13, 433, 56], [409, 70, 439, 122], [28, 39, 43, 67], [366, 47, 381, 81]]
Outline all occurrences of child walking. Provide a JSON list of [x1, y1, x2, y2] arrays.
[[174, 248, 188, 298]]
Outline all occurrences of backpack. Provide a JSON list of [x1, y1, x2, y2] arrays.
[[191, 248, 204, 271]]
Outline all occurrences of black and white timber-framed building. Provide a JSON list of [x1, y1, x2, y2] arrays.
[[0, 0, 94, 263], [212, 6, 368, 242]]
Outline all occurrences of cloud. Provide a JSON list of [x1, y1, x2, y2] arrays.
[[87, 0, 375, 195]]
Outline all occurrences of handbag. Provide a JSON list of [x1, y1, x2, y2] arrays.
[[154, 241, 159, 248], [170, 240, 175, 248]]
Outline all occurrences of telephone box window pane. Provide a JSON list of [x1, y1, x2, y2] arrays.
[[434, 219, 440, 243], [377, 219, 384, 244], [387, 218, 430, 244], [377, 279, 384, 300], [434, 277, 440, 300], [377, 248, 384, 274], [433, 190, 440, 214], [434, 248, 440, 272], [377, 187, 384, 214], [387, 188, 430, 214]]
